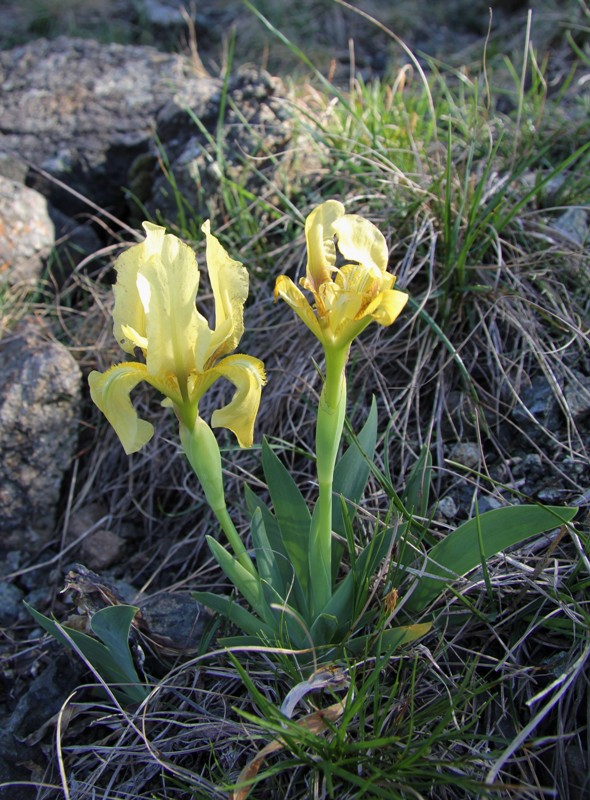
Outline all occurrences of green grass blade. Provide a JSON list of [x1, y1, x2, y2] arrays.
[[402, 445, 432, 519]]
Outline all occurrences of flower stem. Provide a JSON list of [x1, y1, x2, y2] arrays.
[[180, 417, 256, 576], [310, 345, 348, 616]]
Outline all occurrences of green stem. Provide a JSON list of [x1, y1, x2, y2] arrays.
[[310, 345, 349, 616], [179, 417, 256, 576]]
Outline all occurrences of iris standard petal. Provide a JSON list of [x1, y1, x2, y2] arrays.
[[112, 224, 168, 356], [138, 229, 203, 390], [88, 363, 154, 454], [210, 354, 267, 447], [331, 214, 389, 273], [201, 220, 249, 364], [304, 199, 343, 291]]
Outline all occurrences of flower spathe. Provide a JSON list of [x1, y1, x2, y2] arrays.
[[89, 221, 266, 455], [274, 200, 408, 352]]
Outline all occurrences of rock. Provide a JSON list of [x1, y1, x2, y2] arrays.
[[0, 37, 221, 217], [66, 501, 109, 541], [140, 593, 210, 656], [475, 495, 505, 514], [565, 372, 590, 421], [0, 37, 292, 237], [512, 375, 562, 430], [536, 486, 568, 504], [0, 651, 84, 799], [47, 206, 104, 284], [144, 65, 292, 226], [0, 321, 81, 552], [552, 207, 589, 247], [0, 176, 55, 287], [79, 529, 125, 570], [437, 495, 458, 519], [0, 580, 24, 625], [448, 442, 481, 470]]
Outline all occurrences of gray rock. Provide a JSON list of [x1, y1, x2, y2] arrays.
[[144, 65, 292, 226], [0, 176, 55, 287], [552, 207, 589, 247], [0, 36, 221, 216], [6, 654, 80, 737], [448, 442, 481, 470], [512, 375, 562, 430], [475, 495, 505, 514], [140, 592, 210, 656], [565, 372, 590, 421], [0, 580, 24, 625], [0, 322, 81, 552], [47, 206, 104, 284], [437, 495, 458, 519]]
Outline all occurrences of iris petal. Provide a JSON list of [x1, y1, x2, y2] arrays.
[[304, 199, 343, 290], [274, 275, 324, 341], [202, 220, 249, 364], [210, 355, 267, 447], [88, 363, 154, 454], [332, 214, 389, 273], [138, 228, 202, 387]]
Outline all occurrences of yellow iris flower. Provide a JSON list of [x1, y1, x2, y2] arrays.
[[88, 221, 266, 455], [274, 200, 408, 351]]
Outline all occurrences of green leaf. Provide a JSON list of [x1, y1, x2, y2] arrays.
[[309, 612, 339, 646], [312, 522, 402, 645], [402, 445, 432, 519], [206, 536, 272, 622], [245, 487, 309, 620], [344, 622, 433, 656], [25, 602, 148, 703], [91, 605, 144, 685], [192, 591, 275, 639], [403, 504, 578, 613], [332, 398, 378, 536], [250, 508, 286, 599], [262, 439, 311, 594]]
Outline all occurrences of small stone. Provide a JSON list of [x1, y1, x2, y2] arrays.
[[66, 502, 109, 541], [552, 207, 588, 247], [438, 495, 458, 519], [448, 442, 481, 470], [140, 593, 210, 655], [536, 487, 567, 504], [565, 373, 590, 421], [0, 580, 24, 625], [476, 495, 504, 514], [79, 529, 124, 571]]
